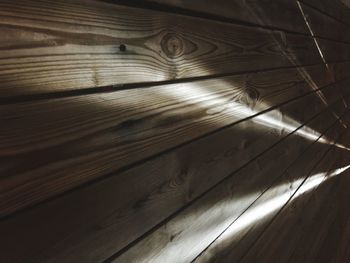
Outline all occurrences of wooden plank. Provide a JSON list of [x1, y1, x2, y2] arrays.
[[0, 0, 323, 97], [327, 62, 350, 111], [298, 62, 350, 115], [300, 0, 350, 27], [1, 65, 344, 217], [299, 1, 350, 65], [333, 213, 350, 262], [113, 115, 346, 263], [136, 0, 309, 34], [319, 80, 349, 119], [243, 146, 350, 263], [288, 132, 350, 262], [317, 38, 350, 62], [194, 127, 346, 263], [298, 2, 350, 43], [238, 146, 350, 263], [305, 61, 350, 116], [286, 167, 350, 263], [329, 61, 350, 81], [0, 94, 345, 263]]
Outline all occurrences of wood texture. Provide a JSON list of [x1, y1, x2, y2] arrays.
[[239, 141, 350, 263], [138, 0, 309, 33], [299, 2, 350, 43], [0, 0, 323, 97], [1, 65, 345, 217], [300, 0, 350, 27], [112, 114, 347, 263], [0, 92, 345, 263], [283, 162, 350, 263], [194, 127, 348, 263], [2, 0, 350, 262]]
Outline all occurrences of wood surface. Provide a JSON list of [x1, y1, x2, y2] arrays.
[[300, 0, 350, 27], [194, 127, 348, 263], [2, 0, 350, 262], [1, 92, 344, 263], [332, 211, 350, 262], [2, 65, 347, 217], [111, 114, 347, 263], [284, 163, 350, 263], [239, 139, 350, 263], [0, 0, 324, 97], [317, 39, 350, 63], [136, 0, 309, 33], [299, 2, 350, 43]]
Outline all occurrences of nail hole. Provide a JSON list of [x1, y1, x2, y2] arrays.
[[119, 44, 126, 52]]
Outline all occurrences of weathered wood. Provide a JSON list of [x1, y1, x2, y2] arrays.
[[0, 93, 343, 263], [137, 0, 309, 34], [194, 127, 346, 263], [1, 65, 345, 217], [238, 145, 350, 263], [0, 0, 323, 97]]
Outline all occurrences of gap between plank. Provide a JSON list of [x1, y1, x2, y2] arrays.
[[190, 111, 348, 262], [3, 59, 350, 105], [236, 127, 347, 263], [102, 103, 348, 262], [1, 81, 348, 222]]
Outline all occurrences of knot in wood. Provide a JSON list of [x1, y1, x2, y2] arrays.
[[245, 87, 260, 101], [161, 33, 184, 58]]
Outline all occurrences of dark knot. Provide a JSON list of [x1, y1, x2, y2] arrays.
[[161, 33, 184, 58]]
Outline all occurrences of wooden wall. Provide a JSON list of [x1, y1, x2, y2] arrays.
[[1, 0, 350, 262]]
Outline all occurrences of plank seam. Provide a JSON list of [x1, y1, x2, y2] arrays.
[[299, 0, 350, 28], [2, 79, 348, 221], [102, 0, 310, 36], [4, 54, 350, 104], [4, 60, 350, 105], [236, 127, 348, 263], [1, 75, 347, 221], [102, 102, 349, 262], [190, 110, 349, 262], [105, 1, 350, 45]]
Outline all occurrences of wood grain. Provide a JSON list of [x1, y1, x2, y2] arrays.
[[238, 142, 350, 263], [1, 65, 344, 217], [0, 93, 344, 263], [195, 126, 347, 263], [285, 164, 350, 263], [137, 0, 309, 34], [2, 1, 350, 263], [112, 114, 346, 263], [0, 0, 323, 97]]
